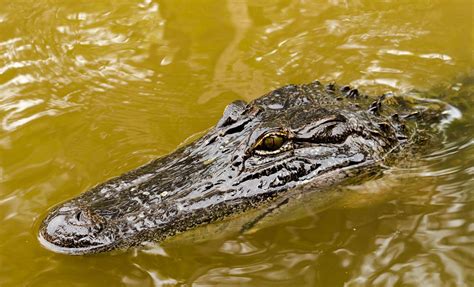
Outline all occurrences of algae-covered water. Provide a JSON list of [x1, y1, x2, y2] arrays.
[[0, 0, 473, 286]]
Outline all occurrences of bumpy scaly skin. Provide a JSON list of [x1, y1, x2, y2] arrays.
[[38, 81, 449, 255]]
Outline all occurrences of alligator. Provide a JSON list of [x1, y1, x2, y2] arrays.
[[38, 81, 458, 255]]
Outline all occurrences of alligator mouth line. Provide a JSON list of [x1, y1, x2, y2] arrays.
[[38, 232, 115, 255]]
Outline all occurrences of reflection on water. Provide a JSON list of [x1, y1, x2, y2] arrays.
[[0, 0, 472, 286]]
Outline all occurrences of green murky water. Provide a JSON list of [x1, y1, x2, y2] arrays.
[[1, 0, 473, 286]]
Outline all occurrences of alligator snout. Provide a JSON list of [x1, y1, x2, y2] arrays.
[[39, 204, 113, 254]]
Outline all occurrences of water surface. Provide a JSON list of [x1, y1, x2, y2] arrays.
[[0, 0, 473, 286]]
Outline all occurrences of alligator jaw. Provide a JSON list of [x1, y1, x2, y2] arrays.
[[38, 228, 114, 255], [37, 134, 380, 255]]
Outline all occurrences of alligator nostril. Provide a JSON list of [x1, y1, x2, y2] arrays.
[[75, 211, 83, 222], [69, 207, 105, 230]]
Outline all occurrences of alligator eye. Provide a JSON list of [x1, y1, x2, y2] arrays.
[[262, 135, 284, 150], [253, 132, 289, 155]]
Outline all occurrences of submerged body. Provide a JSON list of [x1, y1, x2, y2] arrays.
[[38, 81, 455, 255]]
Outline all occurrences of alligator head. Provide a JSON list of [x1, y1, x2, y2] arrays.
[[38, 81, 453, 255]]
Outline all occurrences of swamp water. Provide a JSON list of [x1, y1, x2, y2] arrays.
[[0, 0, 473, 286]]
